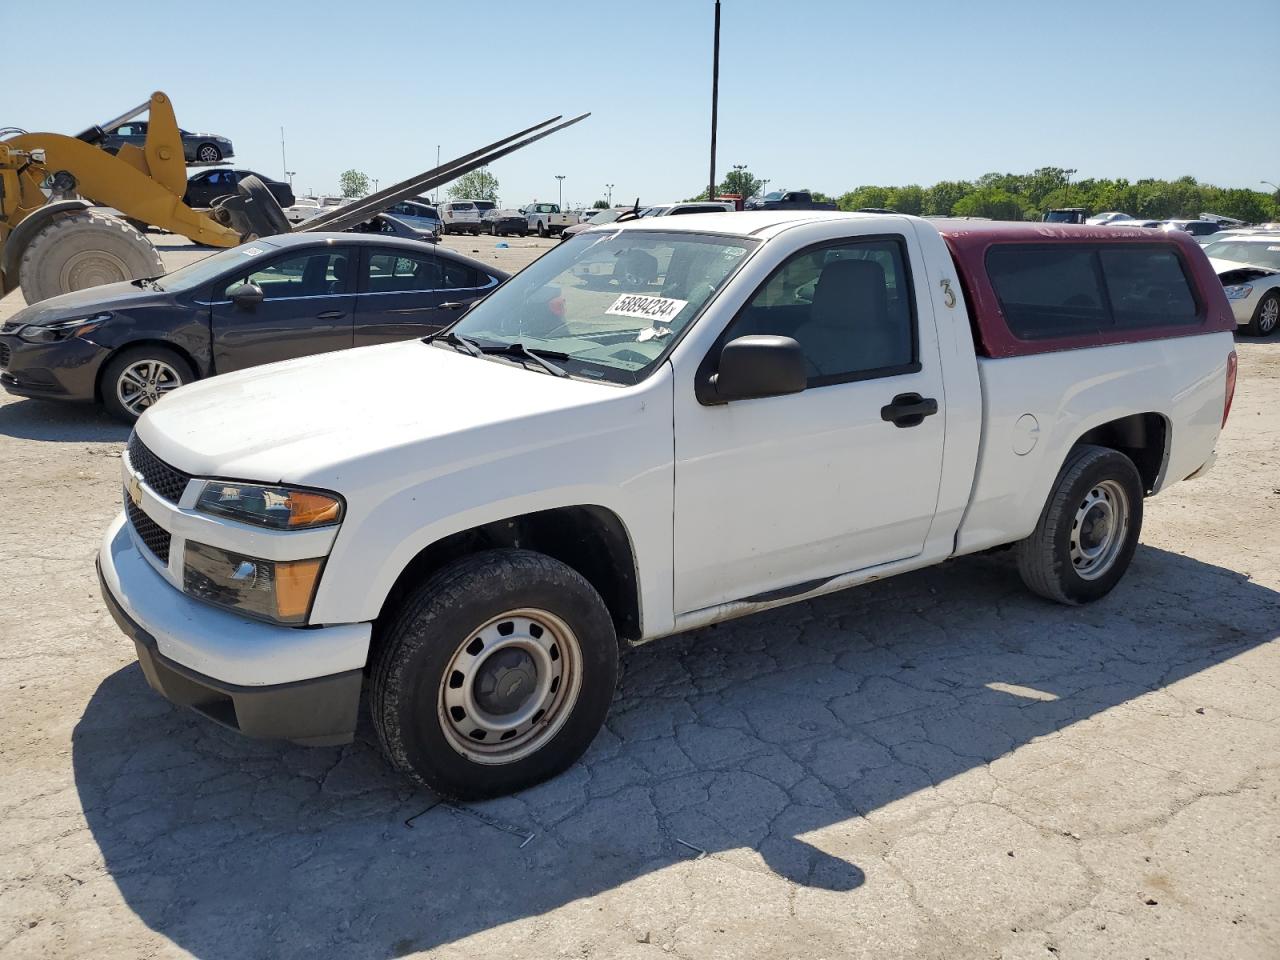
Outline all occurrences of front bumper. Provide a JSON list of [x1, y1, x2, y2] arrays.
[[98, 513, 369, 746], [0, 334, 107, 401], [1227, 296, 1254, 326]]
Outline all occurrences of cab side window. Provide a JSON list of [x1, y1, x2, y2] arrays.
[[224, 251, 351, 299], [724, 237, 916, 384]]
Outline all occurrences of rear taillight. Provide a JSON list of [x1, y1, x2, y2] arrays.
[[1223, 350, 1238, 427]]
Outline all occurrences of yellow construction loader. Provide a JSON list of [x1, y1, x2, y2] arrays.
[[0, 92, 247, 303], [1, 92, 586, 304]]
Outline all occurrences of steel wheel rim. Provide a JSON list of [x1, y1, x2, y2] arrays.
[[60, 249, 129, 292], [1069, 478, 1130, 580], [1260, 297, 1279, 333], [438, 607, 583, 765], [198, 145, 219, 162], [117, 359, 182, 415]]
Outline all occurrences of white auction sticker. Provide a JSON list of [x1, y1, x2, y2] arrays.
[[606, 294, 689, 322]]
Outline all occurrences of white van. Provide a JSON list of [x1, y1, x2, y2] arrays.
[[438, 200, 482, 235]]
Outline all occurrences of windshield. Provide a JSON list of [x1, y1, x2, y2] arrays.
[[151, 244, 277, 291], [588, 209, 624, 224], [446, 230, 758, 384], [1204, 241, 1280, 269]]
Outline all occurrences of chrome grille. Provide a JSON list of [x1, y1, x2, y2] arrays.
[[126, 433, 192, 504], [125, 494, 171, 564]]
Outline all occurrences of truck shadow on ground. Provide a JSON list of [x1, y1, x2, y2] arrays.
[[0, 398, 128, 443], [72, 545, 1278, 959]]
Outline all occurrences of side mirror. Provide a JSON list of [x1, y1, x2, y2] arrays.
[[704, 335, 807, 404], [229, 282, 264, 311]]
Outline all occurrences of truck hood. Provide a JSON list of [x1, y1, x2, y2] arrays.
[[6, 281, 165, 327], [136, 340, 627, 487]]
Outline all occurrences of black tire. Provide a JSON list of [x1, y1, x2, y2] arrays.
[[100, 345, 195, 422], [371, 549, 619, 799], [234, 175, 292, 237], [1015, 444, 1144, 605], [440, 223, 449, 236], [537, 221, 549, 238], [1247, 290, 1279, 337], [195, 142, 222, 164]]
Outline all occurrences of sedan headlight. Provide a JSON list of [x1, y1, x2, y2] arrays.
[[183, 542, 324, 624], [16, 313, 111, 343], [1223, 284, 1253, 300], [195, 482, 344, 529]]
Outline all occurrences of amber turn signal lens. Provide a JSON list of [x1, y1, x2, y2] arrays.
[[274, 558, 324, 621], [288, 492, 343, 528]]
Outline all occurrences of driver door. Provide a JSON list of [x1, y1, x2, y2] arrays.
[[211, 248, 356, 373]]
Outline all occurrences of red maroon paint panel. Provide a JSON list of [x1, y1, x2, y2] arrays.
[[936, 220, 1235, 359]]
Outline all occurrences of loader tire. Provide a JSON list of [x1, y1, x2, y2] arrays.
[[18, 212, 164, 305], [235, 175, 292, 238]]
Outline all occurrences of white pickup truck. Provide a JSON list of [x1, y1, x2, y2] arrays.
[[99, 213, 1237, 799], [522, 202, 576, 237]]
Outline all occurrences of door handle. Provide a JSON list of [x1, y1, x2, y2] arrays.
[[880, 393, 938, 428], [437, 301, 468, 311], [316, 310, 346, 320]]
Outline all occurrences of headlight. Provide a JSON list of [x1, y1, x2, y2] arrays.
[[1223, 284, 1253, 300], [195, 481, 344, 529], [183, 541, 324, 624], [16, 313, 111, 343]]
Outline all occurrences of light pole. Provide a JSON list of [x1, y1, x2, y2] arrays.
[[280, 126, 288, 180], [434, 144, 441, 202], [606, 183, 614, 205], [760, 178, 769, 199], [708, 0, 721, 203], [1263, 180, 1280, 195], [372, 178, 379, 192], [555, 174, 566, 210]]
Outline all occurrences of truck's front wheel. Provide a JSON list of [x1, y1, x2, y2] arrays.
[[1015, 445, 1144, 604], [371, 549, 618, 799]]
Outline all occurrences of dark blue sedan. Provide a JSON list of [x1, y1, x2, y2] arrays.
[[0, 233, 507, 420]]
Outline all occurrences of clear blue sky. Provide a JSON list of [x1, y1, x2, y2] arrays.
[[5, 0, 1277, 207]]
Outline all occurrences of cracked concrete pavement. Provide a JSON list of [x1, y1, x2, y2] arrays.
[[1, 237, 1278, 959]]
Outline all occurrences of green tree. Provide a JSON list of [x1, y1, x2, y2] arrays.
[[837, 186, 891, 211], [447, 168, 499, 202], [339, 169, 370, 198], [592, 199, 610, 209], [719, 167, 761, 199], [952, 187, 1028, 221], [923, 180, 973, 216], [885, 185, 925, 215]]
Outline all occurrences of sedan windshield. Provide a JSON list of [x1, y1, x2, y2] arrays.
[[150, 243, 280, 291], [445, 230, 758, 384], [1204, 240, 1280, 269]]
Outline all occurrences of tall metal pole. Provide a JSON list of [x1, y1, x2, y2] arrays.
[[556, 174, 565, 209], [708, 0, 720, 202], [606, 183, 614, 205], [434, 144, 441, 202], [280, 126, 287, 180]]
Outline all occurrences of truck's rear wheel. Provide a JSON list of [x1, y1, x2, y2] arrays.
[[18, 212, 164, 305], [371, 549, 618, 799], [1015, 445, 1144, 604]]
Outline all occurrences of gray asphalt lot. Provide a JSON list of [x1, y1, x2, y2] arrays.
[[1, 235, 1277, 960]]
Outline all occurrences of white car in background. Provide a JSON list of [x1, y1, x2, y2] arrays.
[[639, 200, 737, 217], [283, 198, 323, 225], [438, 200, 482, 235], [1204, 234, 1280, 335], [1085, 211, 1134, 225]]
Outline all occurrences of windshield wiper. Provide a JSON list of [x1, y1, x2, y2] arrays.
[[480, 342, 570, 378], [423, 329, 482, 357]]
